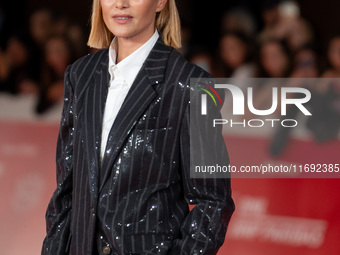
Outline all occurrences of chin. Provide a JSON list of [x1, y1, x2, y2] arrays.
[[111, 30, 133, 38]]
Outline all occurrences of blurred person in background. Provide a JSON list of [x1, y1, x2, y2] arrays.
[[322, 35, 340, 78], [29, 9, 54, 48], [217, 31, 256, 119], [257, 38, 292, 78], [258, 0, 282, 43], [220, 7, 257, 37], [244, 39, 292, 120], [0, 32, 39, 94], [291, 44, 319, 78], [36, 34, 74, 114], [53, 12, 69, 36], [53, 12, 88, 59], [66, 22, 88, 59], [285, 17, 314, 53], [270, 45, 320, 155], [279, 1, 315, 52], [219, 31, 256, 78], [305, 35, 340, 143], [27, 8, 55, 89], [259, 0, 315, 53]]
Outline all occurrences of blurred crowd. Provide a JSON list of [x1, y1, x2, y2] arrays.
[[182, 0, 340, 153], [0, 0, 339, 129], [0, 7, 87, 113], [186, 0, 340, 78], [186, 1, 340, 80]]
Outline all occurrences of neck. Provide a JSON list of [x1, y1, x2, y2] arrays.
[[116, 29, 155, 63]]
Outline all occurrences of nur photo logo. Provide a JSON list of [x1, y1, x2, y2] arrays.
[[198, 82, 223, 115], [196, 79, 313, 128]]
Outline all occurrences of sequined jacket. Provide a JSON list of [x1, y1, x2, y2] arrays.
[[42, 38, 234, 255]]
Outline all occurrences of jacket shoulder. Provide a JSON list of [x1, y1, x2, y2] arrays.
[[166, 49, 221, 103], [68, 49, 108, 80], [167, 49, 213, 82]]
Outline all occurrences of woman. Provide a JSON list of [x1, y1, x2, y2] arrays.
[[36, 34, 74, 114], [257, 39, 292, 78], [219, 31, 255, 78], [42, 0, 234, 254], [323, 35, 340, 78]]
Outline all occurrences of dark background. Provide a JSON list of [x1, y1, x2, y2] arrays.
[[2, 0, 340, 52]]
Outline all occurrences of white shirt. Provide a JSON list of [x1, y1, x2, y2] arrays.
[[100, 30, 159, 161]]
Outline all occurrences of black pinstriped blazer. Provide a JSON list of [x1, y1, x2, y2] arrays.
[[42, 38, 234, 255]]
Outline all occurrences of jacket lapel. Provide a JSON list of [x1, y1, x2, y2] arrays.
[[83, 50, 110, 200], [99, 38, 172, 192]]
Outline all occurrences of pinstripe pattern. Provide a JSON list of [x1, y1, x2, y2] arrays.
[[42, 38, 234, 255]]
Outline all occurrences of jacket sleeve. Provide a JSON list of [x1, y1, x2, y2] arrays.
[[169, 83, 235, 255], [42, 65, 74, 255]]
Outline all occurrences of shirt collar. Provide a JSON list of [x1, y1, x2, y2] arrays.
[[108, 30, 159, 87]]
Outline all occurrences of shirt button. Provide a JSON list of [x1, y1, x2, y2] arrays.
[[102, 246, 111, 255]]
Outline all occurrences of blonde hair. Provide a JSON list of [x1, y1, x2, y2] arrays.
[[87, 0, 182, 49]]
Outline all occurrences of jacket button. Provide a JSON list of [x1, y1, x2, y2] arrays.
[[102, 246, 111, 255]]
